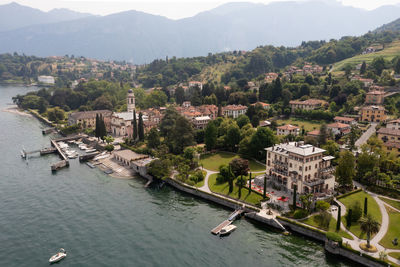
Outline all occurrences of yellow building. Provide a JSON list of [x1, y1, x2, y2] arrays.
[[360, 106, 386, 123], [365, 91, 385, 105]]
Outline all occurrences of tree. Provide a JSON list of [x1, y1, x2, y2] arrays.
[[93, 95, 113, 110], [372, 56, 385, 76], [249, 127, 277, 160], [204, 122, 217, 151], [336, 205, 341, 231], [95, 113, 100, 139], [316, 200, 330, 212], [347, 209, 352, 227], [175, 87, 185, 105], [300, 193, 313, 213], [395, 58, 400, 74], [98, 114, 107, 140], [138, 112, 145, 141], [236, 114, 250, 128], [335, 150, 356, 189], [348, 125, 358, 151], [248, 172, 252, 194], [104, 144, 114, 152], [104, 135, 114, 144], [359, 215, 380, 248], [364, 197, 368, 216], [360, 61, 367, 75], [47, 107, 65, 122], [148, 159, 172, 180], [251, 115, 260, 128], [132, 110, 138, 140], [318, 124, 328, 146], [292, 185, 297, 211], [263, 176, 267, 199], [228, 165, 234, 193], [147, 127, 160, 148], [229, 158, 249, 178], [344, 64, 352, 77], [350, 201, 363, 222], [225, 124, 241, 151]]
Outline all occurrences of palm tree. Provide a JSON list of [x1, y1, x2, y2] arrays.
[[359, 215, 380, 248]]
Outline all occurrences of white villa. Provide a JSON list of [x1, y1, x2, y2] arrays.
[[265, 142, 335, 195]]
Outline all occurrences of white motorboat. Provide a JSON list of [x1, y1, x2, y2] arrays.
[[219, 225, 237, 236], [78, 145, 87, 150], [86, 148, 96, 153], [49, 248, 67, 264]]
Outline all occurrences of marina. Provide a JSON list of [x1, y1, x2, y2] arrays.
[[211, 209, 244, 235]]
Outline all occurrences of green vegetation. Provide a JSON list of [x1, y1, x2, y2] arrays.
[[389, 252, 400, 260], [301, 214, 353, 240], [276, 118, 324, 131], [379, 197, 400, 210], [333, 41, 400, 71], [326, 232, 343, 243], [339, 191, 382, 238], [200, 152, 265, 172], [379, 207, 400, 249], [208, 173, 264, 206]]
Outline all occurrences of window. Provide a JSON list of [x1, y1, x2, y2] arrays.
[[305, 166, 307, 171], [315, 164, 317, 169], [289, 163, 292, 168], [299, 166, 302, 171]]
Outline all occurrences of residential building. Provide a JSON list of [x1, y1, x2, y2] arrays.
[[351, 75, 374, 87], [277, 124, 300, 136], [265, 72, 278, 83], [387, 119, 400, 130], [307, 129, 321, 139], [377, 127, 400, 155], [252, 102, 270, 110], [188, 81, 203, 90], [38, 75, 55, 84], [265, 142, 335, 195], [68, 110, 112, 132], [377, 127, 400, 144], [223, 105, 248, 118], [112, 150, 155, 177], [334, 116, 357, 125], [289, 99, 327, 112], [259, 120, 271, 127], [365, 90, 385, 105], [111, 90, 136, 137], [193, 116, 211, 129], [360, 106, 386, 122], [327, 122, 351, 136]]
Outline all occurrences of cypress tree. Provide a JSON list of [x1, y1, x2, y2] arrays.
[[336, 205, 341, 231], [228, 165, 233, 193], [248, 172, 252, 194], [347, 209, 352, 227], [293, 185, 297, 211], [238, 175, 242, 199], [364, 197, 368, 216], [360, 61, 367, 75], [132, 110, 138, 140], [99, 114, 107, 140], [263, 176, 267, 199], [138, 112, 144, 141], [95, 114, 99, 139]]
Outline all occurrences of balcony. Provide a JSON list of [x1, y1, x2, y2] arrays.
[[271, 168, 288, 176], [304, 179, 325, 187], [272, 160, 288, 167], [318, 167, 335, 174]]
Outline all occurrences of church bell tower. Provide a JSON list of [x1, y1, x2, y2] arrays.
[[127, 89, 135, 112]]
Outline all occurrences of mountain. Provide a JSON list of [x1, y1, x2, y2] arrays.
[[0, 1, 400, 63], [0, 2, 92, 32], [375, 17, 400, 33]]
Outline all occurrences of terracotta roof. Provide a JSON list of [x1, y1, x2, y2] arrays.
[[334, 116, 356, 122], [377, 128, 400, 136], [223, 105, 248, 111], [277, 124, 299, 130], [252, 102, 270, 107], [289, 99, 327, 105], [327, 122, 350, 129], [307, 129, 321, 136], [388, 119, 400, 124]]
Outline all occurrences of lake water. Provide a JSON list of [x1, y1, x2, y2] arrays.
[[0, 85, 354, 267]]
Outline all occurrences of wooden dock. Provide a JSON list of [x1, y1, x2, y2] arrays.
[[211, 209, 244, 235]]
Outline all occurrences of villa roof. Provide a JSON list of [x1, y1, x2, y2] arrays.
[[388, 119, 400, 124], [69, 110, 112, 120], [114, 112, 133, 121], [113, 150, 149, 161], [223, 105, 248, 111], [265, 142, 326, 157], [277, 124, 299, 131], [327, 122, 350, 129], [289, 99, 327, 106], [334, 116, 356, 122], [377, 128, 400, 136]]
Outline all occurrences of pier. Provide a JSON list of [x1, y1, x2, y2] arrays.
[[42, 127, 56, 135], [211, 209, 244, 235]]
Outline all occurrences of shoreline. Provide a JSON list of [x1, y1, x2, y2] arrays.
[[1, 106, 32, 117]]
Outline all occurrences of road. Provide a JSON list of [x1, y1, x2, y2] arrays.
[[355, 122, 377, 148]]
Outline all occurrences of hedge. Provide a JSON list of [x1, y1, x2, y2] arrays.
[[277, 216, 326, 235], [336, 189, 362, 200], [326, 232, 342, 243]]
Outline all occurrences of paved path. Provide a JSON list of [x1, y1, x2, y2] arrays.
[[199, 169, 218, 193], [355, 122, 377, 148], [370, 195, 389, 245]]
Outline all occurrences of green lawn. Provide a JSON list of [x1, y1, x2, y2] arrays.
[[333, 40, 400, 71], [200, 152, 265, 172], [339, 191, 382, 238], [194, 170, 207, 188], [301, 214, 354, 240], [208, 173, 264, 206], [389, 252, 400, 260], [275, 118, 324, 132], [379, 197, 400, 211], [379, 207, 400, 249]]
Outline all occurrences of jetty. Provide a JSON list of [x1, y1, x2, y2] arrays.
[[211, 209, 244, 235], [42, 127, 56, 135]]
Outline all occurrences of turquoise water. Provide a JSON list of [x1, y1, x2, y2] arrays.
[[0, 85, 354, 267]]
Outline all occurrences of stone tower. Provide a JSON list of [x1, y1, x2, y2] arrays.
[[127, 89, 135, 112]]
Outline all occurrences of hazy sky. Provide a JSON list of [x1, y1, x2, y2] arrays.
[[1, 0, 400, 19]]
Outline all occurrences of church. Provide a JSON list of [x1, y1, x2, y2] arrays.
[[111, 89, 136, 137]]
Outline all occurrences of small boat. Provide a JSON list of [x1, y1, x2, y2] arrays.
[[219, 225, 237, 236], [49, 248, 67, 264], [85, 148, 96, 153]]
